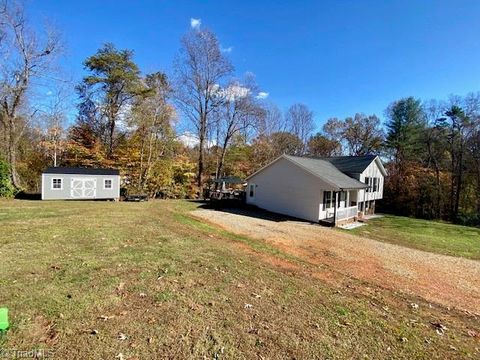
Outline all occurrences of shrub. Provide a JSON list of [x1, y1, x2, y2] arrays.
[[0, 160, 16, 198]]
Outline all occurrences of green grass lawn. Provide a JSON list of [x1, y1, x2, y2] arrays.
[[0, 200, 479, 359], [346, 215, 480, 260]]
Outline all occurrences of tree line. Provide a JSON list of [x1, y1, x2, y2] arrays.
[[0, 1, 478, 225]]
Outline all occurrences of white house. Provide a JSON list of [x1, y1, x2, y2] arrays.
[[245, 154, 386, 226]]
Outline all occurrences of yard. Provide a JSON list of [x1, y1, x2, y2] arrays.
[[347, 215, 480, 260], [0, 200, 479, 359]]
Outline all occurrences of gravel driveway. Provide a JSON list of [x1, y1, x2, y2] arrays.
[[192, 208, 480, 313]]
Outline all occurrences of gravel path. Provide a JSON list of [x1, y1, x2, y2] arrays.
[[192, 208, 480, 313]]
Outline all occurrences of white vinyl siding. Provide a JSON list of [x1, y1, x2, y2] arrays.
[[357, 159, 384, 203], [246, 157, 335, 222]]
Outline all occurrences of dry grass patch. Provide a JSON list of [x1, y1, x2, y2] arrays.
[[0, 200, 479, 359]]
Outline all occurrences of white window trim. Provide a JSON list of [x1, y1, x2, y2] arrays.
[[51, 177, 63, 190], [324, 191, 332, 209], [103, 178, 113, 190]]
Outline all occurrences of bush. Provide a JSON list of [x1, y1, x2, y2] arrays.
[[0, 160, 16, 198], [455, 213, 480, 227]]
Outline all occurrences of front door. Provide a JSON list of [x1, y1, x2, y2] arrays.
[[71, 178, 97, 199]]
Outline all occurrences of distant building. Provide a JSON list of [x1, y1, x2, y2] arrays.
[[41, 167, 120, 200]]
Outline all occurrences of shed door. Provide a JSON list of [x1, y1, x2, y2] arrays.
[[71, 178, 97, 198]]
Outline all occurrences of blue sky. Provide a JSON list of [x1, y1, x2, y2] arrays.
[[29, 0, 480, 131]]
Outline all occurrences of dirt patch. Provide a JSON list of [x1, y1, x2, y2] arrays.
[[191, 208, 480, 314]]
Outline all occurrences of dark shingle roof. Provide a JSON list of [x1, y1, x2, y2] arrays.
[[284, 155, 367, 190], [43, 167, 119, 175], [322, 155, 378, 176]]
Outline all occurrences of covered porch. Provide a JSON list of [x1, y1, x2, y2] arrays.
[[319, 189, 362, 226]]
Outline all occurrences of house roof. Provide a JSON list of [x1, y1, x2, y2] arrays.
[[246, 154, 368, 190], [213, 176, 245, 184], [323, 155, 387, 176], [43, 167, 120, 175], [284, 155, 368, 190]]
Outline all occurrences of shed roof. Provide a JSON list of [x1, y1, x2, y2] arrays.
[[283, 155, 368, 190], [43, 167, 120, 175]]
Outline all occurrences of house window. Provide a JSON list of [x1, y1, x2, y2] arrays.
[[373, 178, 378, 192], [104, 179, 113, 189], [249, 184, 255, 197], [339, 191, 346, 206], [52, 178, 62, 190], [365, 177, 372, 192], [324, 191, 332, 209]]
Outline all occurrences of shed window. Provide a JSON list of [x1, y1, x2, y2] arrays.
[[249, 184, 255, 198], [324, 191, 332, 209], [52, 178, 62, 190], [104, 179, 113, 189]]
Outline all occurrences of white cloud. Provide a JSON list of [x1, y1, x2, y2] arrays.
[[178, 131, 199, 148], [190, 18, 201, 29], [221, 46, 233, 53], [178, 131, 216, 148], [46, 90, 53, 96], [256, 91, 269, 99]]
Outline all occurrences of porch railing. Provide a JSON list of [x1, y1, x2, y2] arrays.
[[336, 205, 358, 221]]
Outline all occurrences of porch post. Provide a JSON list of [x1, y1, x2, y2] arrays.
[[333, 191, 338, 226], [346, 190, 350, 206]]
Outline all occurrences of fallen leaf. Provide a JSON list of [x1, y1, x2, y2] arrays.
[[467, 329, 478, 337], [115, 353, 125, 360], [118, 332, 127, 341], [244, 303, 253, 309], [116, 282, 126, 292], [431, 322, 447, 336], [90, 329, 98, 335]]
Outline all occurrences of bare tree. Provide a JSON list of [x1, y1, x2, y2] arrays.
[[285, 103, 315, 152], [256, 101, 284, 137], [0, 0, 61, 188], [38, 86, 70, 167], [214, 77, 263, 177], [173, 28, 233, 194]]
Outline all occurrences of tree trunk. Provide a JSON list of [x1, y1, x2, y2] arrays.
[[476, 165, 480, 214], [7, 115, 21, 189], [216, 129, 234, 180], [108, 117, 115, 158], [197, 116, 206, 196], [450, 150, 456, 219], [454, 150, 463, 218]]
